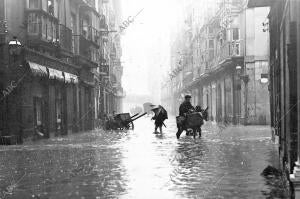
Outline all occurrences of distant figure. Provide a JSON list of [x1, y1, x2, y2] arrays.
[[151, 105, 168, 134]]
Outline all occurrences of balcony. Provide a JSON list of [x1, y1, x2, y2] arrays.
[[208, 41, 244, 70], [99, 15, 109, 34], [58, 24, 72, 53], [220, 41, 243, 60], [74, 54, 98, 69], [99, 64, 109, 77], [80, 26, 100, 48], [26, 11, 59, 48]]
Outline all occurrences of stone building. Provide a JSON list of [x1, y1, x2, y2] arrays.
[[249, 0, 300, 197], [163, 0, 270, 125], [0, 0, 124, 143]]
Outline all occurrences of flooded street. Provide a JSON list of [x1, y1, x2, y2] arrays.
[[0, 118, 286, 199]]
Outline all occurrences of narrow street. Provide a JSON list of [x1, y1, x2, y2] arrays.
[[0, 117, 286, 199]]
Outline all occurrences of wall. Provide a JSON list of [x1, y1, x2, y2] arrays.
[[245, 6, 270, 125]]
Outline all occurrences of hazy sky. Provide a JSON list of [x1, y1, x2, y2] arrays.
[[120, 0, 182, 96]]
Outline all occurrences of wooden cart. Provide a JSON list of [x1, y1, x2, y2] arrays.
[[105, 112, 146, 130]]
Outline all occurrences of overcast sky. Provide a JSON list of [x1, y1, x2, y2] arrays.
[[120, 0, 182, 96]]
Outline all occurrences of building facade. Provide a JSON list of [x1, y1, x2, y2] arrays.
[[162, 0, 270, 126], [0, 0, 124, 143], [248, 0, 300, 197]]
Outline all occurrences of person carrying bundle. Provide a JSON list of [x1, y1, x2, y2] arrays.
[[151, 105, 168, 134]]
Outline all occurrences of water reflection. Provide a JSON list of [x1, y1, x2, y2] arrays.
[[0, 119, 287, 199]]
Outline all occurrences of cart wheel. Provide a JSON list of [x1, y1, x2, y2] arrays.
[[126, 122, 134, 130], [130, 122, 134, 130]]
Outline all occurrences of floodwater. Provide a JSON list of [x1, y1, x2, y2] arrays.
[[0, 117, 287, 199]]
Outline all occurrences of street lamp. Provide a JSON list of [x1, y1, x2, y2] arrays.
[[236, 65, 242, 76], [260, 73, 269, 84], [8, 36, 22, 56], [236, 65, 249, 83], [8, 36, 23, 66]]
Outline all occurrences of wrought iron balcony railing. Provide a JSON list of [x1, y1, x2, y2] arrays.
[[27, 21, 58, 43], [80, 26, 100, 46], [207, 41, 244, 70], [26, 11, 59, 43], [58, 24, 72, 52]]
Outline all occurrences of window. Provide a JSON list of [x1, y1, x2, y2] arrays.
[[232, 28, 240, 40], [232, 42, 240, 56], [53, 0, 58, 17], [52, 23, 57, 42], [82, 17, 90, 39], [41, 16, 47, 38], [71, 13, 76, 53], [208, 40, 214, 60], [41, 0, 47, 11], [47, 0, 54, 15], [28, 13, 39, 34], [220, 38, 223, 46], [47, 18, 52, 40], [29, 0, 39, 9], [208, 27, 213, 34], [209, 40, 214, 48], [209, 49, 214, 60]]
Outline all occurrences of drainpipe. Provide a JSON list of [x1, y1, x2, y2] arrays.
[[244, 6, 248, 125]]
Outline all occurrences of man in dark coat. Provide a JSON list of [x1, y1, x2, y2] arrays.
[[179, 95, 195, 116], [176, 95, 195, 139]]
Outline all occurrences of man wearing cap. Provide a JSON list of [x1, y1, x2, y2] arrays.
[[176, 95, 195, 139], [179, 95, 195, 116]]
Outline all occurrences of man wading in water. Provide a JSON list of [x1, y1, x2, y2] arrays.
[[176, 95, 195, 139], [151, 105, 168, 134]]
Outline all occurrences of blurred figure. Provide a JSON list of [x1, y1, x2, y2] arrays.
[[151, 105, 168, 134]]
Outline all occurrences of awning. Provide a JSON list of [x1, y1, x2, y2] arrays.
[[27, 61, 48, 77], [64, 72, 79, 84], [48, 68, 64, 81]]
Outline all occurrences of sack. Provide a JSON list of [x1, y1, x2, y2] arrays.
[[176, 116, 185, 126], [186, 112, 203, 127]]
